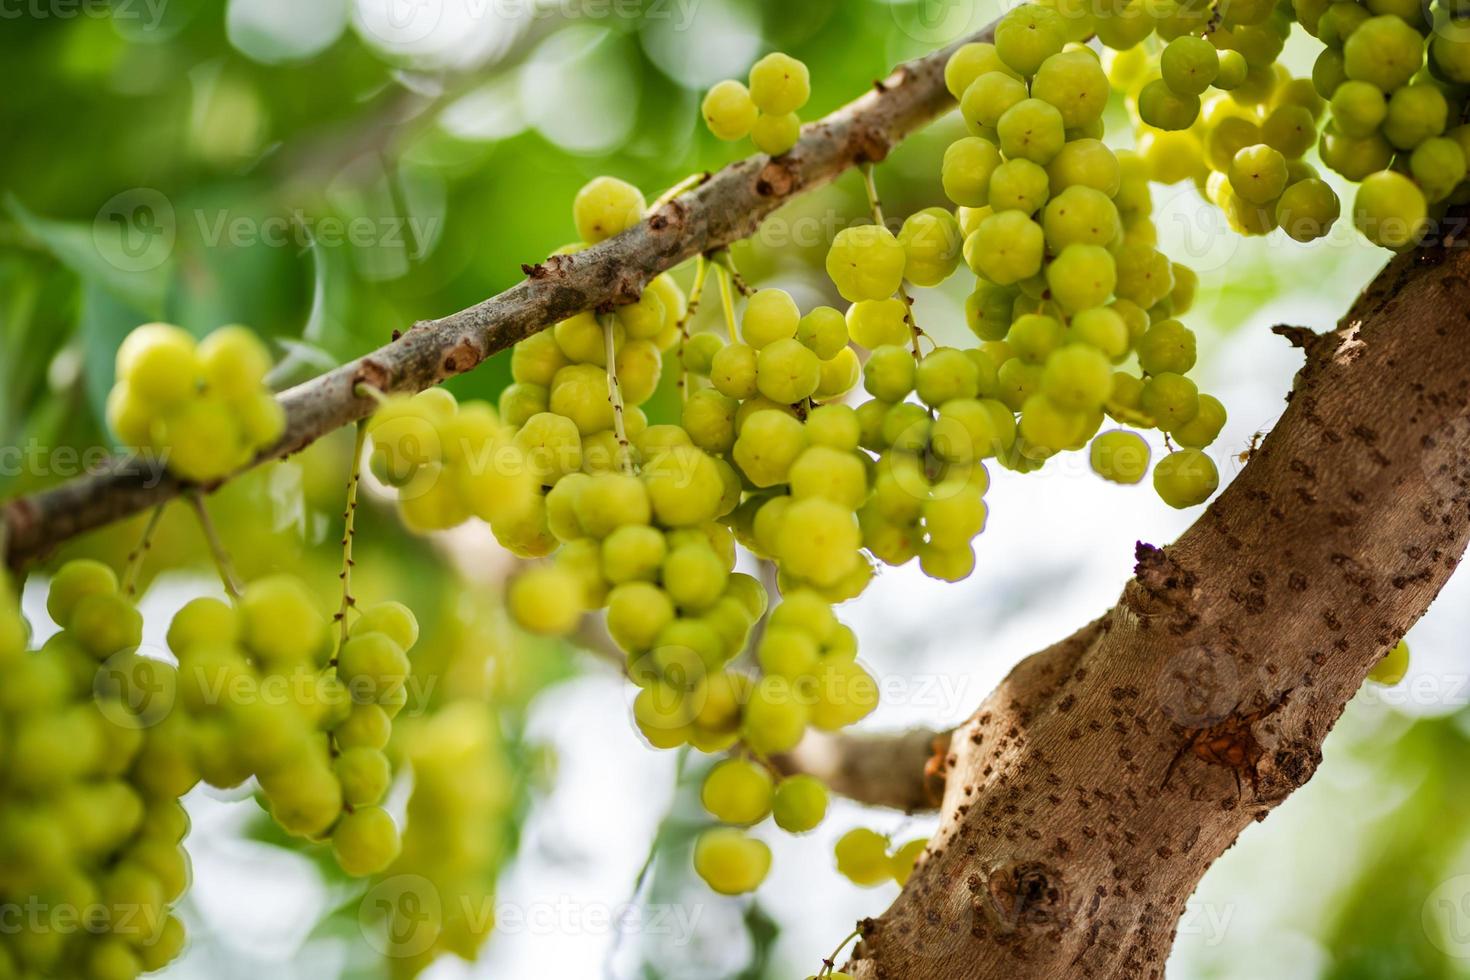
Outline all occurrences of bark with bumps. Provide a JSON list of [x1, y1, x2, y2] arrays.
[[844, 238, 1470, 978]]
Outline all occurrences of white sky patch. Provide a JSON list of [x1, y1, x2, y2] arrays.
[[639, 0, 761, 90], [226, 0, 350, 63], [521, 26, 639, 154]]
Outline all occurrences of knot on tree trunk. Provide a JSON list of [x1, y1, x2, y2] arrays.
[[755, 155, 801, 198], [521, 251, 578, 281], [1126, 543, 1200, 634], [352, 357, 391, 395], [1252, 738, 1323, 813], [972, 861, 1070, 940]]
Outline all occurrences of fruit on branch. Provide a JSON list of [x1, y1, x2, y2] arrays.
[[704, 52, 811, 156], [106, 323, 284, 483], [0, 564, 189, 978]]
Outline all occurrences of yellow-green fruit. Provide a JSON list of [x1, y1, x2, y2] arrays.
[[508, 566, 585, 636], [167, 596, 238, 655], [117, 322, 200, 405], [1090, 430, 1151, 485], [261, 761, 342, 837], [701, 759, 774, 825], [238, 575, 326, 665], [889, 837, 928, 885], [1153, 449, 1220, 508], [1353, 169, 1428, 250], [47, 559, 118, 627], [834, 828, 890, 886], [198, 324, 272, 398], [749, 52, 811, 115], [693, 828, 772, 895], [703, 79, 759, 140], [753, 112, 801, 155], [350, 601, 419, 651], [772, 775, 828, 833], [331, 806, 402, 877], [1368, 639, 1409, 685], [337, 631, 411, 702], [334, 747, 392, 807], [573, 176, 646, 244], [643, 445, 725, 527]]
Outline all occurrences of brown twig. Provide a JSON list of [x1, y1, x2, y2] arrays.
[[2, 19, 992, 569]]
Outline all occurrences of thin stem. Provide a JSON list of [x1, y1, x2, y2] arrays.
[[355, 382, 390, 405], [120, 504, 165, 597], [711, 249, 751, 296], [602, 314, 636, 475], [676, 256, 710, 404], [860, 164, 925, 361], [859, 162, 890, 229], [336, 421, 369, 644], [819, 928, 863, 977], [187, 492, 242, 599], [651, 171, 709, 210], [716, 262, 739, 341]]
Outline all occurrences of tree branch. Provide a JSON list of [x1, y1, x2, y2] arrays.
[[1, 24, 996, 569], [776, 726, 948, 813], [774, 616, 1111, 812], [847, 238, 1470, 978]]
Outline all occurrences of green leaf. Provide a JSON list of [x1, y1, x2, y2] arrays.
[[76, 280, 150, 428], [6, 192, 170, 318]]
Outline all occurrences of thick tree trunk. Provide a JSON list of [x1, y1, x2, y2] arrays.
[[848, 240, 1470, 978]]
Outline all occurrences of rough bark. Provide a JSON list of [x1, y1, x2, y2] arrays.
[[777, 726, 950, 813], [842, 239, 1470, 978], [775, 621, 1109, 812], [0, 22, 995, 569]]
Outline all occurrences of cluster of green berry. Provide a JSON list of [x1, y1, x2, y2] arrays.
[[1308, 4, 1470, 247], [702, 52, 813, 156], [941, 16, 1224, 508], [693, 762, 830, 894], [833, 828, 929, 887], [366, 179, 686, 553], [384, 701, 510, 977], [469, 184, 903, 894], [164, 578, 416, 877], [366, 388, 538, 538], [1115, 0, 1470, 249], [1124, 51, 1342, 241], [0, 563, 189, 980], [106, 323, 285, 482], [811, 216, 996, 577]]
